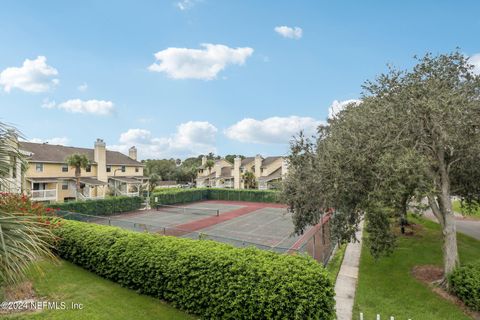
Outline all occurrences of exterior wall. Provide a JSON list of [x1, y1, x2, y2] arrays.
[[106, 165, 143, 177], [25, 162, 98, 179]]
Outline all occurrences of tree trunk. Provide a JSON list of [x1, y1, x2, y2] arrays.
[[428, 146, 460, 284]]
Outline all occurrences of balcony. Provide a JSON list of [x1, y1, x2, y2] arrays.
[[31, 189, 57, 201]]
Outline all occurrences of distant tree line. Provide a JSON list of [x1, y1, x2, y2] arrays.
[[142, 153, 245, 188]]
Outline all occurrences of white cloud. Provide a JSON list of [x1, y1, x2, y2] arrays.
[[29, 137, 69, 146], [225, 116, 323, 144], [111, 121, 218, 159], [148, 43, 254, 80], [470, 53, 480, 75], [274, 26, 303, 39], [328, 99, 362, 119], [176, 0, 199, 10], [77, 82, 88, 92], [43, 99, 115, 115], [0, 56, 59, 93], [119, 129, 152, 144]]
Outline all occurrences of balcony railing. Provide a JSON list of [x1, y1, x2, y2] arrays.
[[31, 189, 57, 201]]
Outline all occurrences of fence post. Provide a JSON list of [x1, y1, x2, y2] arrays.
[[359, 312, 363, 320]]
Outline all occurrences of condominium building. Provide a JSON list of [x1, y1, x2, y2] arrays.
[[18, 139, 145, 202], [196, 155, 288, 190]]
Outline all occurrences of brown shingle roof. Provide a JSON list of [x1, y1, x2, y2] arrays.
[[19, 142, 143, 166], [261, 156, 282, 167], [241, 157, 254, 166]]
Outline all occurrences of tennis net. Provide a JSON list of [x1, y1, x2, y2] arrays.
[[155, 204, 220, 216]]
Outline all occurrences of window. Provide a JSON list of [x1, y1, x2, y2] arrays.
[[36, 163, 43, 172], [62, 182, 68, 190], [106, 165, 111, 173], [86, 165, 91, 173], [135, 167, 139, 173], [62, 164, 68, 172], [121, 165, 126, 173]]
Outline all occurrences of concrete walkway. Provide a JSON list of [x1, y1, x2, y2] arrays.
[[334, 220, 364, 320]]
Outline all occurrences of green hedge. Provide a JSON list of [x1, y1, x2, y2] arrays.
[[449, 261, 480, 311], [208, 188, 280, 203], [55, 220, 335, 319], [50, 196, 143, 216], [150, 188, 209, 205], [151, 188, 280, 206]]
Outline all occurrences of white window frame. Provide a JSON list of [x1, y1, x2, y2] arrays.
[[36, 163, 44, 172]]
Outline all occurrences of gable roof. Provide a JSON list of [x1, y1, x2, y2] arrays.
[[241, 157, 255, 166], [261, 156, 282, 167], [19, 142, 143, 166]]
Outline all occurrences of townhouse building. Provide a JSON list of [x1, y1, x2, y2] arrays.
[[196, 154, 288, 190], [18, 139, 145, 202]]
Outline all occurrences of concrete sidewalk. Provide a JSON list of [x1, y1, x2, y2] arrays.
[[334, 220, 364, 320]]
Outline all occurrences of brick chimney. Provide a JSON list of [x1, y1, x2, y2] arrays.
[[128, 146, 137, 160], [254, 154, 263, 178], [94, 139, 107, 182], [233, 157, 241, 189]]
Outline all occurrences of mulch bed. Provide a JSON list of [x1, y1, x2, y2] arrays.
[[0, 281, 42, 315]]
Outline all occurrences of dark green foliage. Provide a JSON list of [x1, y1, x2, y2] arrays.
[[448, 261, 480, 311], [150, 189, 209, 205], [208, 188, 280, 202], [50, 196, 143, 216], [54, 220, 335, 319], [150, 188, 281, 206]]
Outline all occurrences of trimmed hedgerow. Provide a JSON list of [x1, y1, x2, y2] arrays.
[[150, 188, 280, 206], [150, 188, 209, 206], [208, 188, 280, 203], [50, 196, 143, 216], [449, 261, 480, 311], [54, 220, 335, 319]]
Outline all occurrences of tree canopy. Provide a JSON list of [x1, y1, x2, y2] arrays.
[[282, 51, 480, 279]]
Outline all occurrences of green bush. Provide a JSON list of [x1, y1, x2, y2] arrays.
[[55, 220, 335, 319], [208, 188, 280, 202], [150, 188, 280, 206], [449, 261, 480, 311], [150, 188, 209, 206], [50, 196, 143, 216]]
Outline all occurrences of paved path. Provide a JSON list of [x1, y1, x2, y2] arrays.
[[424, 210, 480, 241], [334, 220, 364, 320]]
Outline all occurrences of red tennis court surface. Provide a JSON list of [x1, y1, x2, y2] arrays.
[[84, 200, 333, 263]]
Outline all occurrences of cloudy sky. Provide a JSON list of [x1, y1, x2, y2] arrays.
[[1, 1, 479, 159]]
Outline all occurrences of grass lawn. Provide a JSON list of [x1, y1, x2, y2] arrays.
[[326, 243, 346, 283], [452, 200, 480, 220], [353, 216, 480, 320], [5, 260, 196, 320]]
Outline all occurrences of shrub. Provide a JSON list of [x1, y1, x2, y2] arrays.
[[55, 220, 335, 319], [150, 188, 208, 206], [49, 196, 143, 216], [449, 261, 480, 311], [150, 188, 280, 206], [208, 188, 280, 203]]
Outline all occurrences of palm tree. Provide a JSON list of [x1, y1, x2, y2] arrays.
[[242, 171, 257, 189], [0, 122, 55, 285], [204, 159, 215, 173], [65, 153, 90, 199]]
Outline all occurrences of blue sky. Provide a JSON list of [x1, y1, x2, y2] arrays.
[[1, 0, 479, 160]]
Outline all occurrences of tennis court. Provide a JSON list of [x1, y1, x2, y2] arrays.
[[60, 199, 333, 263]]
